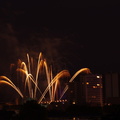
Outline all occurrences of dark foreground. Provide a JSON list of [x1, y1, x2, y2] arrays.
[[1, 101, 120, 120]]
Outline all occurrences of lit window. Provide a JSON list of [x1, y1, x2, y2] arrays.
[[97, 76, 100, 78], [55, 105, 58, 107], [86, 82, 89, 85], [93, 86, 97, 88], [70, 91, 73, 93], [73, 117, 76, 120], [92, 96, 96, 98], [72, 101, 76, 104], [108, 103, 111, 106], [97, 84, 100, 86]]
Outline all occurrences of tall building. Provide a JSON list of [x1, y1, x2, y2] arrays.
[[68, 74, 103, 106], [102, 72, 120, 105]]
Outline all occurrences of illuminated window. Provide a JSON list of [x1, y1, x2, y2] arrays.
[[73, 117, 76, 120], [86, 82, 89, 85], [97, 76, 100, 78], [92, 96, 96, 98], [97, 84, 100, 86], [108, 103, 111, 106], [70, 90, 73, 93], [72, 101, 76, 104], [55, 105, 58, 107], [93, 86, 97, 88]]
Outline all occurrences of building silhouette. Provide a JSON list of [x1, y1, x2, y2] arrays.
[[102, 72, 120, 105], [68, 73, 103, 106]]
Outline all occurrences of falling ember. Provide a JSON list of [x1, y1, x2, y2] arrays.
[[0, 52, 91, 104]]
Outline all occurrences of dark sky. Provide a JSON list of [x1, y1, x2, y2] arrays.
[[0, 1, 120, 75], [1, 0, 120, 103]]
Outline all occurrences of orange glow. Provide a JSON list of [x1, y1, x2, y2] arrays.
[[93, 86, 97, 88], [72, 101, 76, 104], [97, 84, 100, 86], [86, 82, 89, 84], [60, 68, 91, 99], [0, 52, 91, 104]]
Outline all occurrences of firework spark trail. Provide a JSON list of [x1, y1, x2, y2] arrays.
[[38, 70, 70, 103], [51, 66, 54, 101], [16, 52, 66, 101], [17, 53, 44, 99], [43, 60, 52, 101], [0, 52, 91, 104], [16, 68, 43, 98], [26, 54, 32, 98], [59, 68, 91, 100], [27, 54, 31, 73], [53, 79, 59, 101], [0, 76, 23, 98], [17, 63, 34, 98], [34, 52, 42, 98]]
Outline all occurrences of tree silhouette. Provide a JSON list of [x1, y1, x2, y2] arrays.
[[18, 100, 48, 120]]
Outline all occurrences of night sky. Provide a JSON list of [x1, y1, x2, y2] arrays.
[[0, 1, 120, 102]]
